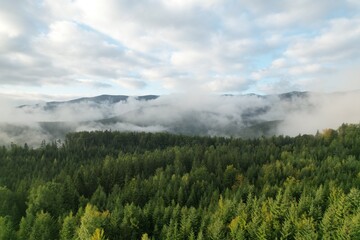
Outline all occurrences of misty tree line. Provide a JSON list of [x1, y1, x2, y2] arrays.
[[1, 124, 360, 239]]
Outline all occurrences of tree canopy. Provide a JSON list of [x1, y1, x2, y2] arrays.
[[1, 124, 360, 239]]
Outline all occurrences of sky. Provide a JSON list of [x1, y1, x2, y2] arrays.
[[1, 0, 360, 102]]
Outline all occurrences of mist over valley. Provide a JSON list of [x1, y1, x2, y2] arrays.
[[1, 91, 360, 146]]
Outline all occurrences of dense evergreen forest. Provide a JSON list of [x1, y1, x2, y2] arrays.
[[1, 124, 360, 239]]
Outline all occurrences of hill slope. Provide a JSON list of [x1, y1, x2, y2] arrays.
[[1, 124, 360, 239]]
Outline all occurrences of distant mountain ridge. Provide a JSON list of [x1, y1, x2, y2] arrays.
[[18, 94, 160, 111], [59, 94, 160, 104], [2, 90, 327, 146], [19, 91, 307, 109]]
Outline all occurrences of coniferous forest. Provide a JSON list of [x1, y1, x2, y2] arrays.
[[1, 124, 360, 239]]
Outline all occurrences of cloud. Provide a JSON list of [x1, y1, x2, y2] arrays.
[[250, 14, 360, 93], [284, 18, 360, 62], [1, 0, 360, 146], [256, 0, 343, 28], [206, 76, 249, 92], [2, 90, 360, 146], [278, 91, 360, 135], [0, 0, 359, 96]]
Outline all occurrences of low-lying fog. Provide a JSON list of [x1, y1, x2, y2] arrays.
[[1, 91, 360, 146]]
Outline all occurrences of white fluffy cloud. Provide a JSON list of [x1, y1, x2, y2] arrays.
[[0, 0, 359, 96]]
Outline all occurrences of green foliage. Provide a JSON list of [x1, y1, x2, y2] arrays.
[[0, 186, 23, 224], [27, 182, 64, 217], [91, 228, 107, 240], [77, 204, 109, 240], [60, 212, 77, 240], [0, 216, 16, 240], [141, 233, 150, 240], [29, 211, 58, 240], [17, 214, 35, 240], [0, 125, 360, 239]]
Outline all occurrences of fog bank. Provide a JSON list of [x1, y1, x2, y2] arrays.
[[1, 91, 359, 146]]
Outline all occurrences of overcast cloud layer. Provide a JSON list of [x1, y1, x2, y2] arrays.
[[1, 0, 360, 99]]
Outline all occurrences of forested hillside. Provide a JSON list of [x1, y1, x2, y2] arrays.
[[1, 124, 360, 239]]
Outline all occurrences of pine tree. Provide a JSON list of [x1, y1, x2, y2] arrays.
[[29, 211, 58, 240], [60, 212, 78, 240], [77, 204, 109, 240], [0, 216, 16, 240]]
